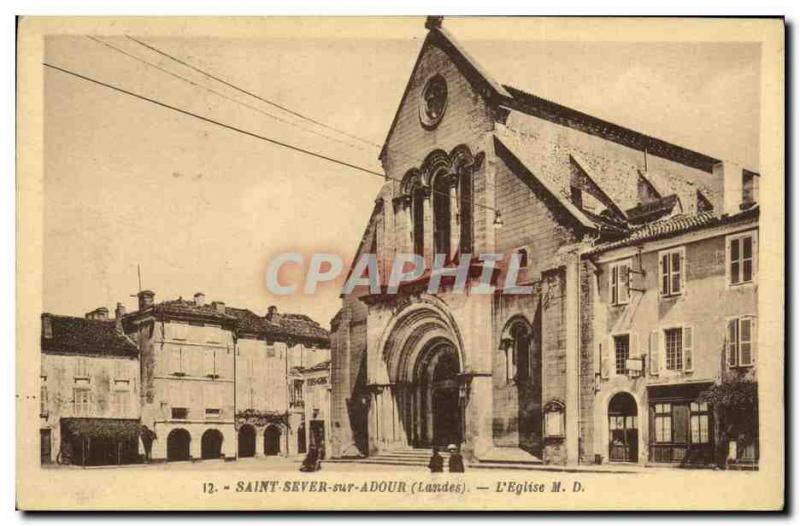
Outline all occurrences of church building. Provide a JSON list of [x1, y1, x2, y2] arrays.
[[329, 17, 759, 467]]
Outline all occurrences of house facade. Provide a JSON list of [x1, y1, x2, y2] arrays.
[[290, 359, 332, 458], [40, 308, 141, 466], [231, 305, 330, 459], [123, 291, 238, 461], [582, 206, 759, 467], [329, 17, 760, 467]]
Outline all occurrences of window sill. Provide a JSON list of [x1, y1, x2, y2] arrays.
[[659, 293, 683, 300]]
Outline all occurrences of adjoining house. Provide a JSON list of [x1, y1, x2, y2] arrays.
[[229, 305, 330, 459], [40, 308, 141, 466], [40, 291, 331, 465], [329, 17, 759, 468], [290, 359, 332, 458]]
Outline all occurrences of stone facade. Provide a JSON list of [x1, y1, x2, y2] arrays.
[[330, 19, 760, 468], [39, 312, 141, 465]]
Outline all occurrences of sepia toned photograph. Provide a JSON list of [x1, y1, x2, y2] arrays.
[[16, 15, 784, 510]]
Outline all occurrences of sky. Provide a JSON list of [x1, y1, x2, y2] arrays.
[[42, 18, 761, 326]]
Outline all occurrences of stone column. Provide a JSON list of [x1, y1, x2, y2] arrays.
[[564, 255, 580, 465], [422, 188, 433, 269], [448, 174, 460, 262]]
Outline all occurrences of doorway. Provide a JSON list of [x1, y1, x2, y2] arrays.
[[264, 425, 281, 456], [201, 429, 223, 459], [608, 392, 638, 463], [167, 428, 191, 461], [238, 425, 256, 458]]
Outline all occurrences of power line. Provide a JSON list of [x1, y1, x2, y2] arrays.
[[125, 35, 381, 150], [123, 35, 455, 177], [87, 36, 373, 155], [43, 62, 499, 214]]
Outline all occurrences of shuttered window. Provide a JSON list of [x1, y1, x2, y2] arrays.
[[610, 260, 631, 306], [727, 317, 756, 367], [728, 232, 756, 285], [659, 247, 685, 296]]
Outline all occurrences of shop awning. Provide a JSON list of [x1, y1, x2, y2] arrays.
[[60, 418, 141, 441]]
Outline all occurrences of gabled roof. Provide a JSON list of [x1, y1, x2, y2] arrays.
[[493, 129, 598, 232], [226, 307, 330, 346], [380, 23, 724, 175], [149, 298, 237, 324], [41, 314, 139, 358]]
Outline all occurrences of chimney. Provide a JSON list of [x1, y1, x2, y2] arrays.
[[138, 290, 155, 311], [114, 302, 126, 331], [194, 292, 206, 306], [85, 307, 109, 320], [212, 301, 226, 314], [425, 16, 443, 30], [713, 161, 744, 216], [42, 313, 52, 339], [266, 305, 278, 320]]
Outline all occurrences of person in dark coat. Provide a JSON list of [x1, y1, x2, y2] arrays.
[[447, 444, 465, 473], [428, 447, 444, 473], [300, 446, 321, 472]]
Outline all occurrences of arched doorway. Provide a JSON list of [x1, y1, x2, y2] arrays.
[[264, 425, 281, 456], [166, 428, 191, 461], [238, 425, 256, 458], [608, 392, 638, 463], [201, 429, 224, 459], [416, 342, 462, 447]]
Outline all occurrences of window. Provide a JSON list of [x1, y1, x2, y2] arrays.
[[266, 345, 276, 358], [291, 380, 304, 406], [112, 390, 129, 415], [40, 384, 48, 417], [690, 402, 710, 444], [665, 328, 683, 371], [515, 247, 529, 268], [432, 172, 451, 258], [412, 188, 426, 257], [659, 248, 684, 296], [459, 170, 473, 254], [742, 171, 757, 205], [728, 233, 755, 285], [73, 388, 91, 416], [171, 407, 188, 419], [614, 335, 630, 375], [653, 403, 672, 443], [728, 317, 756, 367], [74, 357, 91, 379], [205, 408, 221, 418], [171, 348, 185, 376], [203, 349, 219, 378], [419, 75, 448, 129], [610, 260, 631, 305]]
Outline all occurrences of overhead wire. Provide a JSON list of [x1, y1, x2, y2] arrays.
[[44, 61, 500, 214]]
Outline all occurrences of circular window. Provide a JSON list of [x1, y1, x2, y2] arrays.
[[419, 75, 448, 129]]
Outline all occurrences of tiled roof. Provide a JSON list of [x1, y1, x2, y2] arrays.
[[587, 206, 759, 255], [41, 314, 139, 358], [626, 194, 680, 224], [151, 299, 237, 323], [226, 307, 330, 345]]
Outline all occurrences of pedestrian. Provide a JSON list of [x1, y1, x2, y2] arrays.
[[428, 446, 444, 473], [447, 444, 465, 473], [300, 445, 321, 472]]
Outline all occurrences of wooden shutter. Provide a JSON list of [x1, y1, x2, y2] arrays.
[[621, 262, 630, 303], [649, 330, 660, 376], [203, 349, 215, 377], [659, 253, 667, 295], [600, 338, 611, 379], [751, 316, 758, 365], [683, 326, 693, 372], [679, 249, 687, 294], [610, 265, 618, 305], [739, 318, 753, 366], [727, 319, 738, 367]]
